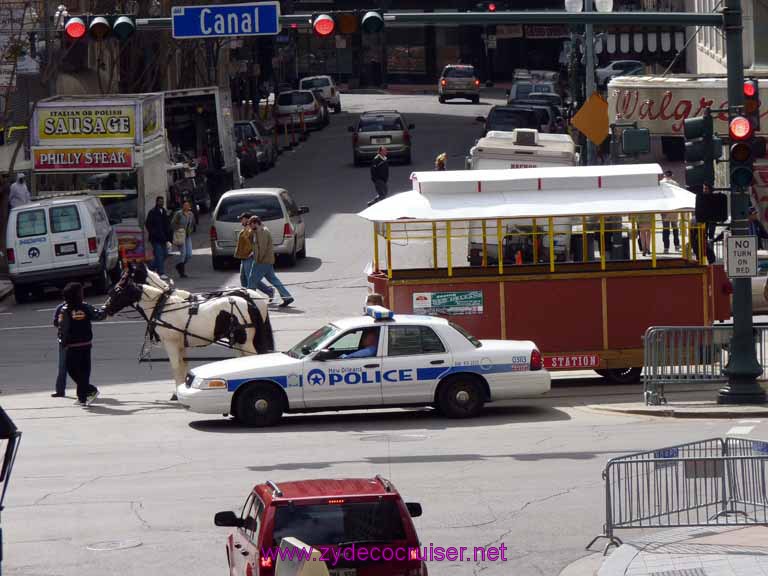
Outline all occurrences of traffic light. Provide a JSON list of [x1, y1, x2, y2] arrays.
[[312, 13, 335, 36], [683, 108, 723, 189], [744, 79, 760, 132], [361, 11, 384, 33], [63, 15, 136, 41], [729, 115, 755, 188], [488, 3, 497, 10]]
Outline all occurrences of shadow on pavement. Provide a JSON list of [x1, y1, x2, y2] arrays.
[[188, 404, 570, 434], [84, 396, 186, 416]]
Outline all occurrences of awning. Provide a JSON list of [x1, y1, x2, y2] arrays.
[[358, 164, 695, 223]]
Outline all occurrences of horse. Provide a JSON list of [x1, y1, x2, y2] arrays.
[[105, 269, 274, 392]]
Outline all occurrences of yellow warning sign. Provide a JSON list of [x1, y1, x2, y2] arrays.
[[570, 92, 609, 147]]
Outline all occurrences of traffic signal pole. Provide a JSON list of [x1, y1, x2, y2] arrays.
[[718, 0, 765, 404]]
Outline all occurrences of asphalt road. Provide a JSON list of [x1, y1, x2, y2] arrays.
[[1, 92, 757, 576]]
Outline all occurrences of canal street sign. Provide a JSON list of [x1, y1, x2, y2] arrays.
[[726, 235, 758, 278], [171, 1, 281, 39]]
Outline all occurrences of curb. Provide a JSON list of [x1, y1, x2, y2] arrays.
[[558, 552, 602, 576], [587, 403, 768, 418]]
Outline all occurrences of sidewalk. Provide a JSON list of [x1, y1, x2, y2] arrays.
[[561, 526, 768, 576], [588, 399, 768, 418]]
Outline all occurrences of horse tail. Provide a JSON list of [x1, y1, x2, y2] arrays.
[[247, 301, 273, 353]]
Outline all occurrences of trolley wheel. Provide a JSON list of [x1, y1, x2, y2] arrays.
[[436, 375, 484, 418], [604, 367, 642, 385], [235, 383, 284, 427]]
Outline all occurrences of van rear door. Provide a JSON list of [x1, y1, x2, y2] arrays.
[[13, 207, 53, 274], [48, 203, 88, 267]]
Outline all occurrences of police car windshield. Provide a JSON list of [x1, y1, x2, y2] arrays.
[[450, 322, 482, 348], [287, 324, 340, 358]]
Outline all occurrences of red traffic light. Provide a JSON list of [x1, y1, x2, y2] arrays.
[[313, 14, 335, 36], [729, 116, 753, 141], [745, 81, 757, 98], [64, 17, 86, 40], [488, 3, 497, 10]]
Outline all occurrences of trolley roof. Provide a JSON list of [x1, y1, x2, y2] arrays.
[[358, 163, 694, 223]]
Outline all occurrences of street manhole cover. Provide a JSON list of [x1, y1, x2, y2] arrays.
[[359, 434, 428, 443], [86, 539, 142, 551]]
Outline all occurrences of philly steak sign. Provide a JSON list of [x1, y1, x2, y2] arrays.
[[607, 76, 768, 135]]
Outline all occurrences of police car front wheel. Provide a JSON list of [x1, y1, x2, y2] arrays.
[[234, 383, 285, 427], [436, 376, 485, 419]]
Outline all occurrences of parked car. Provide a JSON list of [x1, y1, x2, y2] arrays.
[[299, 75, 341, 113], [213, 477, 425, 576], [209, 188, 308, 269], [234, 129, 260, 179], [596, 60, 645, 85], [506, 80, 557, 101], [507, 99, 565, 133], [309, 89, 331, 127], [476, 106, 541, 137], [349, 110, 414, 166], [438, 64, 480, 103], [521, 92, 565, 116], [7, 195, 120, 302], [274, 90, 325, 131], [235, 120, 277, 171]]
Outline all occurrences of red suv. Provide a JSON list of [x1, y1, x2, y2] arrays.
[[214, 476, 426, 576]]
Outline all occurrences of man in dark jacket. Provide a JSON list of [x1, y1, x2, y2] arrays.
[[52, 302, 68, 398], [58, 282, 107, 406], [145, 196, 172, 275], [368, 147, 389, 207]]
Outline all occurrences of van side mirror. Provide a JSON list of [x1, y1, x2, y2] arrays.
[[214, 511, 242, 527], [406, 502, 422, 517], [313, 349, 333, 362]]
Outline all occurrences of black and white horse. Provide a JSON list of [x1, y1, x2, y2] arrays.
[[105, 269, 273, 388]]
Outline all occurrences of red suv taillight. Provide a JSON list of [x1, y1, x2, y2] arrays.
[[530, 349, 543, 371], [210, 226, 218, 241], [283, 222, 293, 237], [88, 237, 97, 253], [474, 78, 480, 87], [440, 79, 446, 86], [6, 248, 15, 264]]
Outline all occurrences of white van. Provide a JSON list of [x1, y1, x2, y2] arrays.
[[467, 129, 579, 170], [7, 195, 120, 302]]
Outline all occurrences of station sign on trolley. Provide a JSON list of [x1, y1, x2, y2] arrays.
[[171, 1, 281, 39]]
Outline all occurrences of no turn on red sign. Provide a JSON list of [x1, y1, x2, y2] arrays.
[[726, 235, 758, 278]]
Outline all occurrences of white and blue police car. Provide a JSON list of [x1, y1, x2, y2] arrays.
[[177, 306, 551, 426]]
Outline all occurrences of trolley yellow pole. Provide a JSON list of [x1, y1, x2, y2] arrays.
[[631, 216, 637, 261], [532, 217, 539, 263], [432, 222, 438, 270], [373, 224, 380, 273], [599, 216, 606, 271], [548, 217, 555, 273], [385, 223, 392, 279], [699, 224, 707, 265], [681, 213, 688, 260], [497, 218, 503, 275], [446, 221, 453, 277], [481, 220, 488, 267], [651, 213, 657, 268], [581, 216, 588, 263]]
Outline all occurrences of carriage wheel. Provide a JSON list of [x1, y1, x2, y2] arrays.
[[234, 383, 284, 427]]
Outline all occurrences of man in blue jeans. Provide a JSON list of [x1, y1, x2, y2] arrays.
[[248, 216, 294, 307], [52, 301, 67, 397]]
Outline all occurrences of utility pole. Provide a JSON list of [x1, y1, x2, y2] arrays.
[[718, 0, 765, 403], [584, 0, 597, 165]]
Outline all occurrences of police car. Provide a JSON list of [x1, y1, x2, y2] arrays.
[[177, 306, 551, 426]]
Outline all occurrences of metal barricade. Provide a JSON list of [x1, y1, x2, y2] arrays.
[[587, 437, 768, 554], [643, 325, 768, 405]]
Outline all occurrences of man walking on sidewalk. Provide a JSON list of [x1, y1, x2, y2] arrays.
[[367, 147, 389, 207], [248, 216, 294, 307]]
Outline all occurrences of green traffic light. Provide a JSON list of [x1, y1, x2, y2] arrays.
[[113, 16, 136, 41], [731, 166, 754, 187], [361, 11, 384, 33]]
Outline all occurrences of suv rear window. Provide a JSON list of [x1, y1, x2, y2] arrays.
[[488, 109, 538, 130], [359, 116, 403, 132], [444, 67, 475, 78], [272, 501, 407, 546], [278, 92, 313, 106], [217, 195, 283, 222], [301, 78, 330, 89], [50, 205, 82, 233], [17, 209, 46, 238]]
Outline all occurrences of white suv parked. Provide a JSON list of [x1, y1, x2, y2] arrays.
[[299, 75, 341, 113], [7, 195, 120, 302]]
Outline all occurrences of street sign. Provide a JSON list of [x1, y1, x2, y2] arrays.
[[486, 34, 497, 49], [726, 235, 758, 278], [171, 1, 281, 39], [571, 92, 609, 147]]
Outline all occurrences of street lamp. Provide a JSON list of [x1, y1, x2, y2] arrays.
[[566, 0, 612, 165], [0, 407, 21, 576]]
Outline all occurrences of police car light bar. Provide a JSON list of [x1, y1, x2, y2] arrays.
[[366, 305, 394, 320]]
